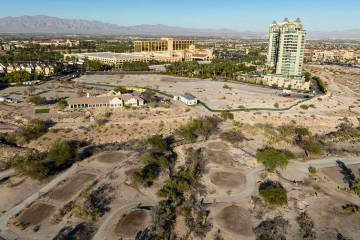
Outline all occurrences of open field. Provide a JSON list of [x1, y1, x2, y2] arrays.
[[47, 172, 95, 202], [15, 202, 55, 227], [115, 210, 152, 237], [77, 74, 304, 109]]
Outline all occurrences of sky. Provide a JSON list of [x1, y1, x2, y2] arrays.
[[0, 0, 359, 32]]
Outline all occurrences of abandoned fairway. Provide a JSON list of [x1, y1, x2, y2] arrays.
[[95, 151, 128, 164], [47, 172, 95, 202], [115, 210, 152, 237], [210, 171, 246, 189], [215, 205, 253, 236], [16, 203, 55, 226]]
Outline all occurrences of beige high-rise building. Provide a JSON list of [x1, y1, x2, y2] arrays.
[[134, 38, 194, 52], [267, 18, 306, 79]]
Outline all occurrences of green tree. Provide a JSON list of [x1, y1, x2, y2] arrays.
[[46, 140, 78, 168], [256, 148, 294, 172], [4, 71, 32, 83], [147, 134, 169, 151], [259, 181, 288, 207]]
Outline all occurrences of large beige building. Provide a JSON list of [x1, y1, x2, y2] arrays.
[[64, 38, 213, 65], [134, 38, 194, 52]]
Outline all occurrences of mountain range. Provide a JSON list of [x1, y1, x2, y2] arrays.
[[0, 15, 359, 40]]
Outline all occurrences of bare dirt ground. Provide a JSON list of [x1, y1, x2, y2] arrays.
[[77, 74, 302, 109], [1, 69, 360, 239], [215, 204, 254, 237], [47, 172, 95, 202], [114, 209, 152, 238], [15, 202, 55, 226]]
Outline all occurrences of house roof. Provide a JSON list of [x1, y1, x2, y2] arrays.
[[67, 94, 144, 105]]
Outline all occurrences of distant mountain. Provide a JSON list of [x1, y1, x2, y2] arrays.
[[0, 15, 263, 38], [0, 15, 359, 39]]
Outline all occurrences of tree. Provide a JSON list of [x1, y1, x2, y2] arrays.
[[220, 110, 234, 121], [46, 140, 78, 168], [296, 212, 317, 240], [29, 96, 47, 105], [9, 151, 48, 180], [147, 135, 168, 151], [259, 180, 288, 207], [113, 86, 132, 94], [4, 71, 32, 83], [256, 148, 294, 172], [254, 216, 289, 240]]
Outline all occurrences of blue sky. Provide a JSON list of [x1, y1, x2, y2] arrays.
[[1, 0, 359, 31]]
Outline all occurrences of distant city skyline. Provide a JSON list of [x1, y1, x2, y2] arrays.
[[0, 0, 359, 32]]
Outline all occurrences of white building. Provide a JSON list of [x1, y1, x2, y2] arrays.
[[176, 95, 198, 106]]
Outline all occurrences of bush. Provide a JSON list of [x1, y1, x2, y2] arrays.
[[274, 102, 279, 108], [9, 140, 78, 180], [296, 212, 316, 240], [113, 86, 132, 94], [10, 119, 51, 145], [342, 204, 360, 214], [140, 152, 170, 170], [220, 110, 234, 121], [46, 140, 79, 168], [9, 151, 48, 180], [176, 116, 221, 143], [254, 216, 289, 240], [300, 139, 323, 155], [220, 129, 246, 144], [256, 147, 294, 172], [57, 99, 68, 110], [300, 104, 309, 110], [308, 166, 317, 174], [134, 163, 161, 187], [147, 135, 168, 151], [29, 96, 47, 105], [259, 181, 288, 207]]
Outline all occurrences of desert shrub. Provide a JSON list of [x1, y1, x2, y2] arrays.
[[158, 169, 199, 203], [300, 104, 309, 110], [300, 139, 323, 155], [8, 119, 51, 145], [342, 204, 360, 214], [176, 116, 221, 143], [57, 99, 68, 110], [296, 212, 316, 240], [256, 147, 294, 172], [75, 184, 113, 223], [220, 129, 246, 144], [113, 86, 132, 94], [308, 166, 317, 174], [274, 102, 279, 108], [29, 96, 47, 105], [254, 216, 289, 240], [9, 140, 78, 180], [140, 152, 170, 170], [46, 140, 79, 168], [147, 134, 168, 151], [220, 110, 234, 121], [259, 181, 288, 207], [9, 151, 48, 180], [134, 163, 161, 187]]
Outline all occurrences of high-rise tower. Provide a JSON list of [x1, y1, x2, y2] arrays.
[[267, 18, 306, 79]]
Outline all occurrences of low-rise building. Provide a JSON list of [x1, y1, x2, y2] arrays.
[[175, 95, 198, 106], [67, 93, 145, 109]]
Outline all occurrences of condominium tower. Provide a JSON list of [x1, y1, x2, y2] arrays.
[[267, 18, 306, 79]]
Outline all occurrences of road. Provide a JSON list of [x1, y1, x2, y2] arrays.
[[1, 155, 359, 240]]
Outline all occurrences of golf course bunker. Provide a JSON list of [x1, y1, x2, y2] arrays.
[[210, 171, 246, 189], [206, 141, 230, 151], [16, 203, 55, 226], [96, 151, 128, 164], [48, 173, 95, 202], [206, 149, 234, 167], [115, 210, 152, 237], [216, 205, 253, 236]]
